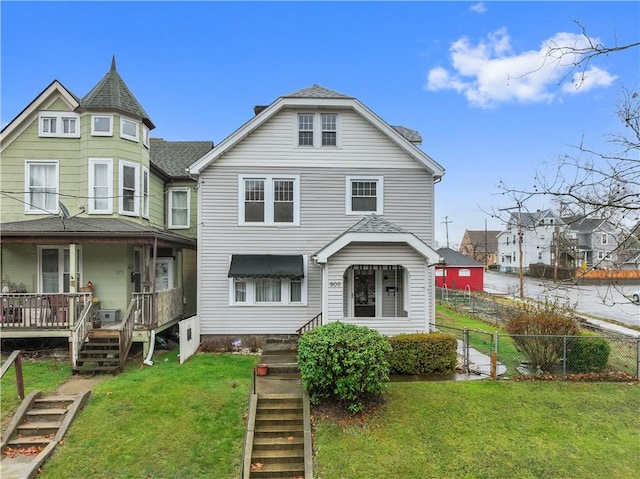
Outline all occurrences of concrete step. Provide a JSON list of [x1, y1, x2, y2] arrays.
[[251, 448, 304, 462], [25, 408, 67, 422], [249, 461, 305, 478], [16, 421, 60, 436], [33, 396, 75, 408], [253, 436, 304, 449], [7, 435, 53, 447]]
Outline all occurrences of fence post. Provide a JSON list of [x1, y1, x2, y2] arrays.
[[562, 336, 567, 380], [15, 352, 24, 399], [637, 338, 640, 380], [492, 332, 499, 380], [463, 328, 469, 373]]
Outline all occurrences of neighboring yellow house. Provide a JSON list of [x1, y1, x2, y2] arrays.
[[0, 58, 212, 363]]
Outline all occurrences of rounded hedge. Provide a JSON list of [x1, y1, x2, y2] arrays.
[[297, 321, 391, 414], [567, 337, 611, 373]]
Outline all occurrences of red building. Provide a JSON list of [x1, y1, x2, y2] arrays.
[[435, 247, 484, 291]]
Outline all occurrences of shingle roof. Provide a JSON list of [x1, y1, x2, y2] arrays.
[[391, 126, 422, 144], [347, 214, 407, 233], [283, 84, 352, 99], [463, 230, 500, 250], [150, 138, 214, 178], [0, 217, 195, 247], [80, 56, 155, 129], [561, 216, 606, 232], [437, 247, 484, 267]]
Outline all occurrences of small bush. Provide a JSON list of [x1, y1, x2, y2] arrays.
[[297, 322, 391, 414], [388, 333, 457, 374], [567, 337, 611, 373], [507, 302, 580, 372]]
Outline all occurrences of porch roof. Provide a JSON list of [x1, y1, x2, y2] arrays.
[[0, 217, 196, 248], [313, 214, 443, 264], [228, 254, 304, 279]]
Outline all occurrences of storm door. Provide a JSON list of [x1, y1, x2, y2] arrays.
[[353, 268, 376, 317]]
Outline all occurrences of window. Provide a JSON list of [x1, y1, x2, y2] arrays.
[[232, 277, 305, 305], [92, 115, 113, 136], [255, 278, 281, 302], [25, 161, 58, 213], [119, 161, 139, 215], [321, 113, 337, 146], [239, 175, 299, 225], [169, 188, 190, 228], [346, 176, 383, 215], [142, 168, 149, 219], [142, 126, 150, 148], [459, 269, 471, 277], [598, 251, 605, 260], [88, 158, 113, 214], [38, 112, 80, 138], [538, 252, 543, 261], [39, 246, 82, 293], [298, 114, 314, 146], [601, 233, 608, 245], [120, 117, 139, 142]]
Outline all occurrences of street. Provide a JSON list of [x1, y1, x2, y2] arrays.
[[484, 271, 640, 328]]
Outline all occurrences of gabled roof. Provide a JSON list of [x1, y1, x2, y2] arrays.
[[462, 230, 500, 250], [150, 138, 214, 178], [391, 126, 422, 144], [505, 209, 564, 229], [561, 216, 608, 233], [189, 84, 445, 178], [437, 247, 484, 267], [313, 214, 442, 264], [80, 56, 155, 129], [0, 80, 80, 150], [0, 217, 195, 248]]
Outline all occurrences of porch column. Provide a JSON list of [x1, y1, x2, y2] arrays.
[[68, 243, 79, 357]]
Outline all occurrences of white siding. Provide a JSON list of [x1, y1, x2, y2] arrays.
[[198, 106, 438, 335], [324, 243, 429, 336]]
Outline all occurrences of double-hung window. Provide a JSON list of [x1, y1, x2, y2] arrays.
[[92, 115, 113, 136], [25, 160, 58, 214], [120, 117, 139, 142], [142, 168, 150, 219], [119, 160, 140, 216], [169, 188, 190, 228], [346, 176, 383, 215], [88, 158, 113, 214], [297, 112, 339, 147], [239, 175, 299, 225], [38, 112, 80, 138]]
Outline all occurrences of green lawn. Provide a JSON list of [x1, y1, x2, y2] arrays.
[[313, 380, 640, 479]]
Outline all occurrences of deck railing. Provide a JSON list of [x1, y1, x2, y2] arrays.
[[118, 299, 137, 371], [132, 287, 183, 328], [1, 292, 92, 329]]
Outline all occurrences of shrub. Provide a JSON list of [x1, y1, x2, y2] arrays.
[[506, 302, 580, 373], [297, 322, 391, 414], [567, 337, 611, 373], [388, 333, 457, 374]]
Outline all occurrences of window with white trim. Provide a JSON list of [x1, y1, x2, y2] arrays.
[[459, 269, 471, 277], [142, 126, 150, 148], [91, 115, 113, 136], [601, 233, 608, 245], [120, 117, 139, 142], [346, 176, 383, 215], [296, 112, 339, 147], [40, 246, 82, 293], [38, 112, 80, 138], [232, 277, 306, 305], [25, 161, 58, 213], [239, 175, 299, 225], [119, 160, 139, 215], [142, 167, 149, 219], [169, 188, 190, 228], [88, 158, 113, 214]]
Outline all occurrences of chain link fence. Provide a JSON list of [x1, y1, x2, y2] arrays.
[[436, 288, 640, 379]]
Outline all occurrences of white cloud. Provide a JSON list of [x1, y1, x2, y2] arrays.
[[426, 28, 616, 108], [469, 3, 487, 14]]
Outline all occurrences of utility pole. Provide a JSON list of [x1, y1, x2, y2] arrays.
[[442, 216, 452, 248], [499, 202, 525, 299]]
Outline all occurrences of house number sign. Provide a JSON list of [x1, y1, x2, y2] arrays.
[[329, 281, 342, 288]]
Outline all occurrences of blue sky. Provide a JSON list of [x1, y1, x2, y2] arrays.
[[2, 1, 638, 247]]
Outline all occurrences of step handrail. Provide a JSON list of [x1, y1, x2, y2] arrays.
[[296, 312, 322, 336], [117, 299, 137, 371], [0, 350, 24, 399]]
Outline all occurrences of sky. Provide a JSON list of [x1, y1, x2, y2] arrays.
[[2, 1, 638, 248]]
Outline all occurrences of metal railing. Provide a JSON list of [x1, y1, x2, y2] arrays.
[[297, 312, 322, 336]]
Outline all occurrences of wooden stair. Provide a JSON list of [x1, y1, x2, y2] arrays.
[[1, 390, 90, 479], [74, 330, 121, 374]]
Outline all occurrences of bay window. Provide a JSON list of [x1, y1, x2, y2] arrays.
[[119, 161, 139, 215]]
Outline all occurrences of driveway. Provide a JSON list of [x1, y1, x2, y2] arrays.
[[484, 271, 640, 329]]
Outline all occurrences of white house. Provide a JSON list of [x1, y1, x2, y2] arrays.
[[189, 85, 445, 337]]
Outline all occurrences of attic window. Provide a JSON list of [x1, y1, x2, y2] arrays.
[[39, 112, 80, 138]]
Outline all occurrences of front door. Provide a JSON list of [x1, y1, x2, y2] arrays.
[[353, 269, 376, 317]]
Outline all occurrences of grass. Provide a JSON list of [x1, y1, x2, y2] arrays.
[[313, 380, 640, 479]]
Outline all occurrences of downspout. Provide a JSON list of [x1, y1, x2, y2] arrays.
[[144, 237, 159, 366], [143, 330, 156, 366]]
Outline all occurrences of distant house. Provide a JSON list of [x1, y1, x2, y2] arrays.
[[188, 84, 445, 337], [435, 247, 484, 291], [459, 229, 500, 267]]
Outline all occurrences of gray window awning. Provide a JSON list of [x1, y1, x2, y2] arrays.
[[228, 254, 304, 279]]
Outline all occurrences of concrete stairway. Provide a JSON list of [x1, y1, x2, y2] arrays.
[[1, 390, 90, 479], [243, 340, 312, 479]]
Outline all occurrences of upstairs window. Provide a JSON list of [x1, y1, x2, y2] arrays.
[[142, 168, 150, 219], [25, 160, 58, 213], [119, 161, 139, 216], [91, 115, 113, 136], [38, 112, 80, 138], [298, 114, 314, 146], [120, 117, 139, 142], [142, 126, 150, 148], [88, 158, 113, 214], [239, 175, 299, 225], [346, 176, 383, 215], [321, 113, 337, 146], [601, 233, 608, 245], [169, 188, 190, 228]]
